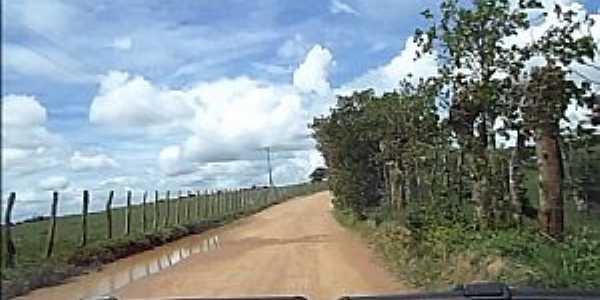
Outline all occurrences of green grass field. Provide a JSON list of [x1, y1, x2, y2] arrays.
[[6, 197, 210, 267]]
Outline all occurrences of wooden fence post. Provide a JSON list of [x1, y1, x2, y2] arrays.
[[106, 190, 114, 239], [239, 189, 243, 211], [229, 190, 233, 214], [242, 189, 247, 210], [243, 189, 246, 210], [185, 191, 191, 222], [175, 191, 181, 225], [80, 190, 89, 247], [209, 191, 214, 218], [240, 189, 244, 211], [164, 191, 171, 227], [142, 191, 148, 232], [225, 190, 229, 215], [125, 191, 132, 236], [218, 191, 223, 217], [196, 191, 202, 219], [154, 190, 160, 231], [224, 190, 228, 215], [233, 189, 237, 212], [4, 192, 16, 267], [222, 190, 229, 216], [232, 190, 236, 213], [45, 191, 59, 258], [205, 191, 210, 219], [214, 191, 218, 217], [214, 190, 219, 217], [206, 190, 210, 218]]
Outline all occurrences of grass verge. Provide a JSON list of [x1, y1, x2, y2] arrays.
[[333, 209, 600, 291]]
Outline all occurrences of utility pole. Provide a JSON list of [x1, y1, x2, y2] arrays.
[[266, 147, 273, 187]]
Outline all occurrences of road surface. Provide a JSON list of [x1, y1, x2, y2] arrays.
[[18, 191, 407, 300]]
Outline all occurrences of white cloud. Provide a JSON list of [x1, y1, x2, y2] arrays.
[[89, 45, 335, 178], [337, 36, 438, 95], [2, 148, 30, 167], [1, 95, 66, 174], [330, 0, 360, 16], [112, 36, 132, 50], [293, 45, 334, 95], [39, 176, 70, 191], [277, 34, 309, 59], [158, 145, 196, 176], [89, 71, 195, 128], [70, 151, 119, 171], [1, 95, 46, 127], [157, 77, 318, 175]]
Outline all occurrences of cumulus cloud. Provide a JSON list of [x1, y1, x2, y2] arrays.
[[2, 95, 47, 127], [1, 95, 66, 174], [157, 76, 319, 175], [70, 151, 119, 171], [89, 45, 336, 177], [293, 45, 334, 95], [158, 145, 196, 176], [330, 0, 360, 16], [336, 36, 438, 95], [39, 176, 70, 191], [89, 71, 195, 128]]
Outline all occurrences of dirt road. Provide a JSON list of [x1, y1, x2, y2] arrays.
[[18, 192, 407, 300]]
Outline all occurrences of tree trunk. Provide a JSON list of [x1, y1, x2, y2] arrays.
[[383, 162, 392, 207], [509, 132, 527, 225], [470, 149, 491, 226], [430, 149, 439, 202], [581, 141, 592, 213], [534, 125, 564, 238], [472, 117, 492, 227], [457, 149, 464, 206], [389, 161, 404, 210]]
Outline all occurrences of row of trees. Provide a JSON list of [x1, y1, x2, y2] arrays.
[[312, 0, 599, 238]]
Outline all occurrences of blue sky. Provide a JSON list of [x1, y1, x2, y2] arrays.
[[2, 0, 600, 220]]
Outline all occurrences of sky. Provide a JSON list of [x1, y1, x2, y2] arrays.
[[2, 0, 600, 220]]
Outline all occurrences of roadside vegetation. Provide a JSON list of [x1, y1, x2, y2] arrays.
[[313, 0, 600, 290]]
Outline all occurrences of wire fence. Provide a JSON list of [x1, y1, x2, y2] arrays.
[[1, 182, 327, 270]]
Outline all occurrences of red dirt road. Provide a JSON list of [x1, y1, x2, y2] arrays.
[[18, 192, 407, 300]]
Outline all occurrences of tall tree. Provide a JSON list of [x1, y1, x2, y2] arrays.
[[521, 3, 597, 238], [415, 0, 533, 226]]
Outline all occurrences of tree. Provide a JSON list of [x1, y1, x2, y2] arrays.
[[415, 0, 533, 226], [311, 90, 385, 216], [520, 3, 597, 238]]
